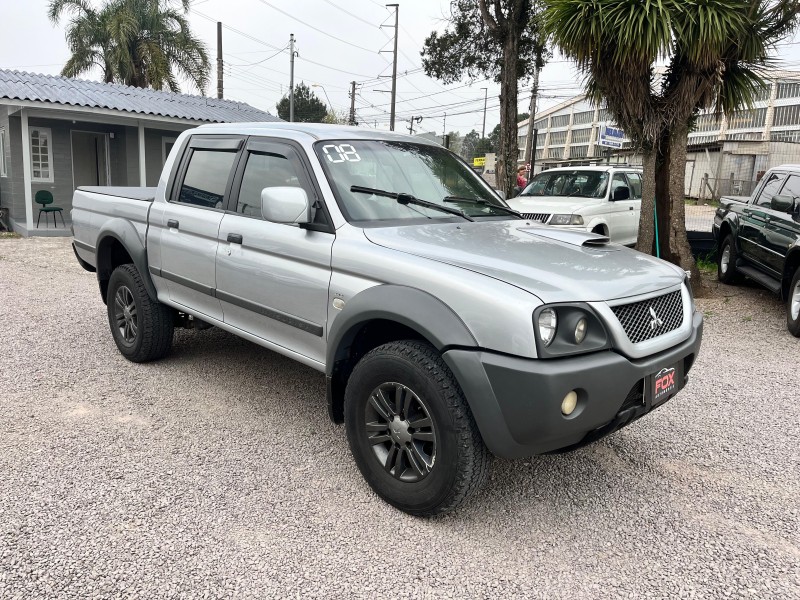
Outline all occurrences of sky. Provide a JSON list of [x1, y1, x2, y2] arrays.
[[3, 0, 800, 138]]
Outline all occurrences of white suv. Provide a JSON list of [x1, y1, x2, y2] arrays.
[[506, 166, 643, 246]]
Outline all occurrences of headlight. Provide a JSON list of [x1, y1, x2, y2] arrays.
[[537, 308, 557, 346], [533, 304, 611, 358], [549, 214, 584, 225], [574, 318, 587, 344]]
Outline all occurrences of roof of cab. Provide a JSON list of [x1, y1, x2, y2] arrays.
[[540, 164, 643, 173], [193, 121, 440, 145]]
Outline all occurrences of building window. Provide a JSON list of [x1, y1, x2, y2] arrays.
[[0, 129, 7, 177], [536, 132, 546, 146], [692, 113, 721, 133], [777, 81, 800, 100], [773, 104, 800, 127], [569, 145, 588, 159], [770, 129, 800, 143], [162, 136, 178, 163], [573, 110, 593, 125], [571, 128, 592, 144], [550, 114, 569, 128], [548, 146, 564, 159], [549, 130, 567, 145], [597, 108, 610, 122], [535, 148, 544, 160], [727, 107, 767, 129], [534, 118, 548, 129], [30, 127, 54, 183]]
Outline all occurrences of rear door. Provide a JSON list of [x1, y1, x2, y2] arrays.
[[157, 136, 243, 320], [215, 138, 335, 365]]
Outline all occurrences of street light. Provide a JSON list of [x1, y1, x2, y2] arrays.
[[311, 83, 334, 119]]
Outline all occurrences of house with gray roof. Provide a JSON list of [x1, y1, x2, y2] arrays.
[[0, 69, 280, 236]]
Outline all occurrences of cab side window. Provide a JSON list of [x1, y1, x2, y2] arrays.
[[626, 173, 643, 199], [754, 172, 786, 207], [177, 149, 238, 209], [237, 152, 304, 218]]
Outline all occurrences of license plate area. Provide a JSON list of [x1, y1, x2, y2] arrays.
[[647, 361, 683, 407]]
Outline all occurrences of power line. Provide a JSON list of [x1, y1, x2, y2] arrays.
[[255, 0, 378, 54], [227, 45, 288, 67], [321, 0, 379, 27]]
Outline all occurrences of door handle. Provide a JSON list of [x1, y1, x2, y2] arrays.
[[629, 206, 634, 210], [167, 219, 179, 229], [227, 233, 243, 244]]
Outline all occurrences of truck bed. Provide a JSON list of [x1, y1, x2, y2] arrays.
[[71, 187, 158, 269]]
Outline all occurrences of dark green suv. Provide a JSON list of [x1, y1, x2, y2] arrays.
[[713, 165, 800, 336]]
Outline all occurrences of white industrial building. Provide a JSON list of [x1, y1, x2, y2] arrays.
[[517, 71, 800, 198]]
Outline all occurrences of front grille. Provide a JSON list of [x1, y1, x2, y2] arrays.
[[611, 290, 684, 344], [521, 212, 550, 223]]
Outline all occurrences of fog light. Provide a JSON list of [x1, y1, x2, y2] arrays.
[[574, 318, 587, 344], [561, 391, 578, 416]]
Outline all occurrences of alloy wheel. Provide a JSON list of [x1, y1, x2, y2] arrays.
[[364, 382, 437, 483], [113, 285, 138, 344], [720, 245, 730, 274], [792, 279, 800, 321]]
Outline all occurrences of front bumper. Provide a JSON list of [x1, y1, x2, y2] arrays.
[[443, 310, 703, 458]]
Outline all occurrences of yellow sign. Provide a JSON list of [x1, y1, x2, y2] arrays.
[[473, 157, 486, 167]]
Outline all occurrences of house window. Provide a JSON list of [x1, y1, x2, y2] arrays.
[[30, 127, 54, 183], [162, 136, 178, 164], [0, 129, 7, 177]]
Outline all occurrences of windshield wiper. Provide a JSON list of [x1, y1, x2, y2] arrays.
[[442, 196, 523, 219], [350, 186, 475, 222]]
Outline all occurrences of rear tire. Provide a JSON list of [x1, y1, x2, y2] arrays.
[[787, 267, 800, 337], [344, 340, 490, 516], [718, 235, 740, 284], [107, 264, 174, 362]]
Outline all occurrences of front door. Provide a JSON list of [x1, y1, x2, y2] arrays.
[[740, 171, 786, 269], [71, 132, 109, 187], [608, 172, 638, 244], [215, 139, 334, 365]]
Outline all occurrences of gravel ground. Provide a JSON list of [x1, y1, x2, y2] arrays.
[[0, 237, 798, 599]]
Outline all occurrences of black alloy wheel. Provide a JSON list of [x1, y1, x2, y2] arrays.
[[364, 382, 437, 483]]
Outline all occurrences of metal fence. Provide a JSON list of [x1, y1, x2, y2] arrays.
[[690, 174, 759, 201]]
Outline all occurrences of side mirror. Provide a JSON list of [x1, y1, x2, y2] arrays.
[[770, 194, 795, 213], [261, 186, 311, 224], [612, 186, 631, 201]]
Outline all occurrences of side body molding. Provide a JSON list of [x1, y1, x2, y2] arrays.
[[95, 218, 158, 303]]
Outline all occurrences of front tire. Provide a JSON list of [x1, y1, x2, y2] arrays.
[[787, 267, 800, 337], [107, 264, 174, 362], [718, 235, 740, 284], [344, 340, 490, 516]]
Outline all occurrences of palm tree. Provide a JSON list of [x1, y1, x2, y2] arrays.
[[49, 0, 210, 94], [542, 0, 800, 289]]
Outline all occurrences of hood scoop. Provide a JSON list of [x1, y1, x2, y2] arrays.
[[518, 226, 613, 248]]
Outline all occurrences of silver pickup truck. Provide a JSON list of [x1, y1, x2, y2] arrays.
[[71, 123, 703, 516]]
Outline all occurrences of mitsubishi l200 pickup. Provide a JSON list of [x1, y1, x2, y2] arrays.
[[71, 123, 703, 516]]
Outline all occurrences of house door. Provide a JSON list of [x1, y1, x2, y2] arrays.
[[71, 132, 109, 187]]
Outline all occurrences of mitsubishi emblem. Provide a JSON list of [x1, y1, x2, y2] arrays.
[[649, 306, 664, 331]]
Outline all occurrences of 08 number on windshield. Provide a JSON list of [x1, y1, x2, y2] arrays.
[[322, 144, 361, 163]]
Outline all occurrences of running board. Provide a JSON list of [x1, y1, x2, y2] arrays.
[[737, 265, 781, 293]]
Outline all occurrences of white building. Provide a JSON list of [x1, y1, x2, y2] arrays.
[[518, 71, 800, 198]]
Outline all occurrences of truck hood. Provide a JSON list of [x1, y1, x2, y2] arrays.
[[505, 195, 601, 215], [363, 221, 683, 303]]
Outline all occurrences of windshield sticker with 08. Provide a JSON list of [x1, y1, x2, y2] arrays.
[[322, 144, 361, 163]]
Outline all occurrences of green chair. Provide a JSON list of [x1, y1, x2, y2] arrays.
[[35, 190, 65, 228]]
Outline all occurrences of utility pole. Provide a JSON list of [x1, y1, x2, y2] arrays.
[[289, 33, 296, 122], [442, 112, 447, 145], [349, 81, 357, 126], [216, 22, 223, 99], [407, 116, 422, 135], [387, 4, 399, 131], [523, 61, 541, 178], [481, 87, 488, 139]]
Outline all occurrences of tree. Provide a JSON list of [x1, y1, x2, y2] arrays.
[[446, 130, 463, 154], [544, 0, 800, 290], [488, 123, 501, 154], [276, 83, 330, 123], [49, 0, 210, 93], [422, 1, 547, 197]]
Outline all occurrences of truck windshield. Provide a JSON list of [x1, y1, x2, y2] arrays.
[[314, 140, 510, 223], [520, 170, 609, 199]]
